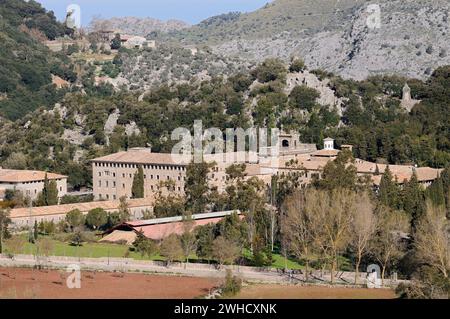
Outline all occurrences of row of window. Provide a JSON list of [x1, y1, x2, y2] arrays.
[[98, 173, 185, 182], [97, 180, 184, 191], [94, 162, 186, 171], [97, 185, 184, 200]]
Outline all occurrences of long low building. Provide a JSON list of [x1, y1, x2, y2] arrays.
[[10, 197, 154, 229], [101, 210, 242, 243]]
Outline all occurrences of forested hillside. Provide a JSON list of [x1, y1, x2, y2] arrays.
[[0, 0, 74, 119], [0, 56, 448, 189]]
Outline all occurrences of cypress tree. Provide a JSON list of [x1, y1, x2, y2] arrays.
[[36, 174, 59, 206], [131, 165, 145, 198], [426, 176, 445, 207], [402, 172, 425, 232], [34, 220, 38, 241], [378, 165, 400, 209], [47, 180, 59, 205]]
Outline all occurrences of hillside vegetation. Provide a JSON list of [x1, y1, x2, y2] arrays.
[[0, 0, 75, 119], [0, 57, 449, 189]]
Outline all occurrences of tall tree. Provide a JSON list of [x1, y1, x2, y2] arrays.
[[402, 172, 426, 232], [426, 175, 446, 208], [0, 209, 12, 254], [36, 173, 59, 206], [185, 161, 214, 213], [371, 206, 410, 284], [414, 201, 449, 278], [180, 213, 197, 264], [131, 165, 145, 199], [350, 192, 377, 284], [195, 224, 215, 262], [312, 189, 355, 283], [281, 190, 319, 281], [378, 165, 400, 209]]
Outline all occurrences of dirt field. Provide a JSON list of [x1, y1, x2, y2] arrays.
[[236, 284, 397, 299], [0, 267, 220, 299]]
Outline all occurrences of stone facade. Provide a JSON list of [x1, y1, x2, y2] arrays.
[[0, 169, 67, 201]]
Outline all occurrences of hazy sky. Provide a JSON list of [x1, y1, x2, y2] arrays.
[[37, 0, 271, 26]]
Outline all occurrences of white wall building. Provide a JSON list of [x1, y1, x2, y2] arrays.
[[0, 169, 67, 201]]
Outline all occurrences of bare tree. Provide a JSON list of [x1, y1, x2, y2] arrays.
[[37, 238, 54, 257], [281, 190, 319, 281], [350, 192, 377, 284], [415, 201, 449, 278], [371, 206, 410, 284], [6, 236, 25, 258], [212, 236, 240, 267], [180, 214, 197, 266], [313, 189, 354, 283]]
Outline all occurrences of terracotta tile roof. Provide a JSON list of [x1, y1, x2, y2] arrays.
[[92, 150, 187, 165], [371, 167, 442, 186], [0, 169, 67, 183], [311, 149, 340, 157], [10, 197, 154, 219], [124, 211, 244, 241], [99, 230, 137, 245], [92, 150, 258, 166]]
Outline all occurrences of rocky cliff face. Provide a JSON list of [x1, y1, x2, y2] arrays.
[[202, 0, 450, 80], [89, 16, 190, 36]]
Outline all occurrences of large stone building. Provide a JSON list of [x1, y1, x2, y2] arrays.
[[91, 133, 315, 201], [91, 134, 442, 201], [0, 169, 67, 201]]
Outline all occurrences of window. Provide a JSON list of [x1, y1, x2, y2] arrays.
[[99, 181, 101, 187], [122, 183, 125, 189]]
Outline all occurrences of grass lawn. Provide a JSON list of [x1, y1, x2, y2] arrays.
[[3, 235, 306, 270]]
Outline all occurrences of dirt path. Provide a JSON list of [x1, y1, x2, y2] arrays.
[[0, 267, 220, 299], [236, 284, 397, 299]]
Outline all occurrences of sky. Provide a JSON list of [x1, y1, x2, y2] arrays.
[[36, 0, 271, 26]]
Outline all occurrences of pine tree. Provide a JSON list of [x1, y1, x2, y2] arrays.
[[131, 165, 145, 198]]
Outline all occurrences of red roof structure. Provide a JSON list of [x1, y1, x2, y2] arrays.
[[105, 210, 243, 241]]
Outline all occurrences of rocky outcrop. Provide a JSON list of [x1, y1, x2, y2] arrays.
[[286, 71, 346, 115]]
